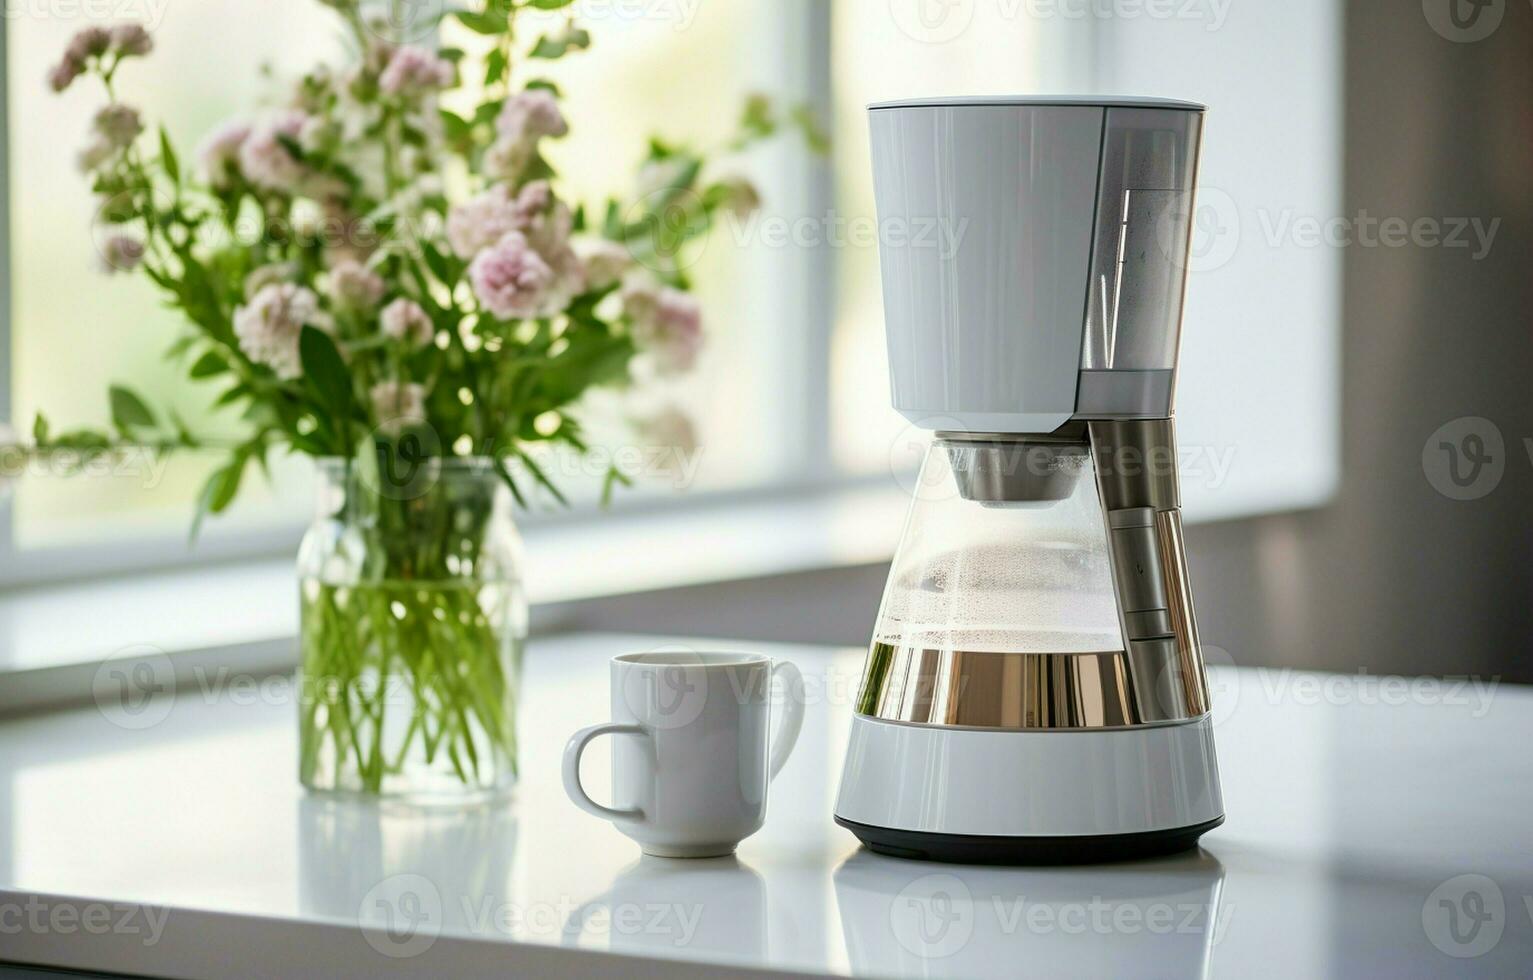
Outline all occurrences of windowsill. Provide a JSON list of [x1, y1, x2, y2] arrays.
[[0, 482, 909, 714]]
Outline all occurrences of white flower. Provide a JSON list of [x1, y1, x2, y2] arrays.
[[378, 45, 454, 97], [575, 237, 631, 291], [198, 119, 252, 190], [469, 232, 556, 320], [380, 298, 434, 347], [100, 234, 145, 273], [326, 259, 385, 311], [369, 380, 427, 432], [622, 275, 703, 374], [243, 262, 297, 300], [233, 283, 331, 379]]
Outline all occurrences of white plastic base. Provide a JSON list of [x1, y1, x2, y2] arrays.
[[835, 715, 1223, 838]]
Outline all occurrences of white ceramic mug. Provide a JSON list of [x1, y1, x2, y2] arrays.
[[563, 651, 806, 858]]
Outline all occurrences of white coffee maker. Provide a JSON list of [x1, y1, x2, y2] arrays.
[[834, 97, 1224, 863]]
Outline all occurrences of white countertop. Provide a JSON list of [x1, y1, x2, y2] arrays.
[[1, 633, 1530, 978]]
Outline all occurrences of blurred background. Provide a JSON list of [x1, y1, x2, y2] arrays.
[[2, 0, 1530, 683]]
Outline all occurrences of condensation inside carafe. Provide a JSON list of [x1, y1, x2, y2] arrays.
[[873, 444, 1123, 655]]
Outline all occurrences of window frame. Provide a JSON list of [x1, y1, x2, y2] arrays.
[[0, 2, 840, 589]]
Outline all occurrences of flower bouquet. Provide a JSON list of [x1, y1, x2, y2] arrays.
[[26, 1, 820, 800]]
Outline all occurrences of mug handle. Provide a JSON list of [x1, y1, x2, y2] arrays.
[[562, 723, 648, 823], [767, 660, 806, 781]]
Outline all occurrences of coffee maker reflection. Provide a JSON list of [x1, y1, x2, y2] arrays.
[[833, 849, 1226, 979]]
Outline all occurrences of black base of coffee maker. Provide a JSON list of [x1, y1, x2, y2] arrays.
[[834, 815, 1224, 865]]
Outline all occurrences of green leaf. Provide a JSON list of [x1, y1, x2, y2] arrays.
[[494, 456, 529, 510], [191, 456, 245, 541], [527, 0, 574, 8], [299, 326, 355, 426], [188, 351, 228, 378], [439, 108, 471, 143], [109, 385, 156, 432], [274, 132, 307, 163], [600, 462, 633, 507], [529, 26, 590, 59], [790, 104, 832, 156], [514, 448, 568, 506], [485, 47, 508, 86], [438, 47, 466, 63], [212, 384, 249, 408], [31, 413, 50, 446], [739, 94, 775, 140], [525, 78, 561, 95], [455, 8, 508, 34], [421, 242, 458, 286], [159, 126, 180, 184]]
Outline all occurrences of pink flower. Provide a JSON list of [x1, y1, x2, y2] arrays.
[[469, 232, 555, 320], [369, 381, 427, 432], [238, 111, 341, 198], [94, 104, 143, 148], [716, 176, 761, 220], [100, 234, 145, 273], [636, 404, 700, 458], [623, 277, 703, 374], [380, 298, 434, 347], [480, 90, 567, 182], [47, 57, 83, 93], [326, 259, 385, 311], [197, 120, 252, 190], [239, 111, 308, 192], [65, 26, 112, 63], [378, 45, 454, 97], [495, 89, 567, 143], [109, 23, 154, 58], [233, 283, 332, 379], [76, 138, 114, 173], [445, 185, 521, 259]]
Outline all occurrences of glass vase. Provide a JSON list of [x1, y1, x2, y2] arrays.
[[297, 456, 526, 803]]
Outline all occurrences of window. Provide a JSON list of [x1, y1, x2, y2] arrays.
[[1, 1, 1340, 586]]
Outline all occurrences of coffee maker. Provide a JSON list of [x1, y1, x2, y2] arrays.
[[834, 97, 1224, 863]]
